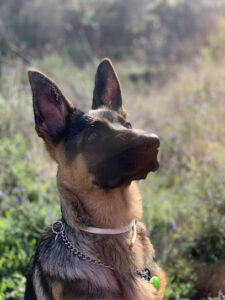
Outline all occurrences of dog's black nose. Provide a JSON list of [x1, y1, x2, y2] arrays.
[[145, 133, 160, 148], [137, 133, 160, 153]]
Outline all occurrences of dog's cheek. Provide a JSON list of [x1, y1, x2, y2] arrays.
[[57, 153, 95, 191], [70, 154, 95, 190]]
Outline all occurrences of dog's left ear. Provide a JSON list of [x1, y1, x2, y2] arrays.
[[92, 58, 126, 117], [28, 70, 74, 142]]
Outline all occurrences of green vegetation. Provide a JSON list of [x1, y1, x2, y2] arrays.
[[0, 1, 225, 299]]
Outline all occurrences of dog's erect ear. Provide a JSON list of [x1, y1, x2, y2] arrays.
[[28, 70, 74, 142], [92, 58, 125, 116]]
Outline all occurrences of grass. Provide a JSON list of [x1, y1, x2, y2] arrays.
[[0, 20, 225, 299]]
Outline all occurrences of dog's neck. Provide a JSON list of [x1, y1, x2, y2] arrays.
[[57, 179, 143, 231]]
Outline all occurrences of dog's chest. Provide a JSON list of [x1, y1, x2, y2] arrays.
[[39, 230, 147, 299], [49, 263, 141, 300]]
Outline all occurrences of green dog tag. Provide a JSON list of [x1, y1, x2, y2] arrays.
[[150, 276, 160, 289]]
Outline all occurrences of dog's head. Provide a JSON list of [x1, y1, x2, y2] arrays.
[[28, 59, 159, 190]]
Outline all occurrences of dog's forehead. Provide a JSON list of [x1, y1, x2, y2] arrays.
[[87, 109, 123, 123], [64, 108, 124, 158], [65, 108, 123, 144]]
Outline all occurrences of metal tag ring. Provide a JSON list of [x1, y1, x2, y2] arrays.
[[52, 220, 64, 235]]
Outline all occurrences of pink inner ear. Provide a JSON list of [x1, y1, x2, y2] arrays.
[[105, 71, 117, 105], [39, 95, 64, 136], [104, 71, 120, 110]]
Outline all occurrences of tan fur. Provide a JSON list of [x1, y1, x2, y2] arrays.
[[51, 282, 62, 300], [44, 139, 59, 162], [156, 268, 167, 300], [56, 149, 142, 229], [131, 225, 166, 300]]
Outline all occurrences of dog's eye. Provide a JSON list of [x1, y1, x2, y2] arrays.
[[87, 131, 98, 141], [125, 122, 132, 129]]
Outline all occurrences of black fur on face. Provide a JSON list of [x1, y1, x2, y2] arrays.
[[64, 108, 160, 189], [29, 58, 160, 189]]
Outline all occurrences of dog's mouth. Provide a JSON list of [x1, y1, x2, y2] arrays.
[[93, 148, 159, 189], [90, 133, 160, 189], [106, 160, 159, 188]]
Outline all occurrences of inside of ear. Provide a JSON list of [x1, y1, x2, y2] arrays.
[[92, 58, 123, 114], [38, 86, 64, 137], [28, 71, 73, 141]]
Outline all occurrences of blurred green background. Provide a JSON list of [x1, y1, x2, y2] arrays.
[[0, 0, 225, 299]]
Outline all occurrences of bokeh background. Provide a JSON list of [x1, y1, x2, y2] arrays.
[[0, 0, 225, 299]]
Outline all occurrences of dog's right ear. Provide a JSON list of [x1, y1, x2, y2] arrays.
[[92, 58, 126, 117], [28, 70, 74, 142]]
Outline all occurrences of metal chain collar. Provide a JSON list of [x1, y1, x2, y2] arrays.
[[52, 220, 114, 270], [52, 220, 151, 281]]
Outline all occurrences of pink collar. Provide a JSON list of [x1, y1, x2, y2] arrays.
[[81, 220, 137, 247]]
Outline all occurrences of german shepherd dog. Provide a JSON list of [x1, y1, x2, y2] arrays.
[[25, 58, 166, 300]]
